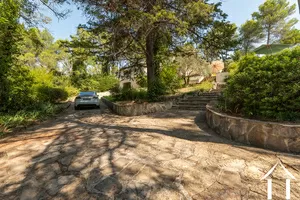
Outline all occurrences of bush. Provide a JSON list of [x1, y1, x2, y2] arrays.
[[81, 75, 119, 92], [64, 86, 79, 97], [115, 88, 148, 102], [221, 47, 300, 121], [227, 61, 239, 75], [136, 74, 147, 88], [148, 79, 167, 101], [160, 62, 182, 93], [197, 80, 213, 92], [36, 86, 69, 103], [0, 102, 65, 134], [5, 66, 34, 111]]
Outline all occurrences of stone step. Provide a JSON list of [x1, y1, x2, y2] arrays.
[[172, 105, 207, 110], [186, 94, 219, 97], [199, 93, 220, 95], [176, 102, 208, 106], [186, 97, 218, 101], [178, 99, 214, 103]]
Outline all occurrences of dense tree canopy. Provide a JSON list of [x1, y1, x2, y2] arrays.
[[0, 0, 24, 109], [66, 0, 233, 98], [239, 20, 264, 54], [280, 29, 300, 44], [236, 0, 299, 56], [252, 0, 298, 44], [201, 21, 239, 61]]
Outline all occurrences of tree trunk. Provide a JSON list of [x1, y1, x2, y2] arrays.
[[145, 0, 160, 99], [187, 76, 190, 85], [146, 29, 156, 89], [183, 77, 187, 86], [267, 25, 271, 45]]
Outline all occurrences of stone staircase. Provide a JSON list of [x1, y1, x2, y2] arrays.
[[172, 92, 220, 110]]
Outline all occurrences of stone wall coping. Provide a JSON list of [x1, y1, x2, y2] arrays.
[[206, 104, 300, 127]]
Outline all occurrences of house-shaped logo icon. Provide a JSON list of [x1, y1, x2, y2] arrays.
[[261, 160, 296, 200]]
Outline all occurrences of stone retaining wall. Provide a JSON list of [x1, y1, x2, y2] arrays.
[[206, 104, 300, 153], [102, 97, 173, 116]]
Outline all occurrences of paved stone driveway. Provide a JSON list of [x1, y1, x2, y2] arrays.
[[1, 105, 300, 200]]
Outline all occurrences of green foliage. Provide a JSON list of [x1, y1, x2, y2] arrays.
[[160, 62, 182, 93], [136, 74, 148, 88], [29, 67, 70, 103], [70, 0, 231, 96], [0, 103, 66, 133], [0, 0, 22, 110], [103, 95, 116, 102], [227, 62, 239, 75], [197, 81, 213, 92], [148, 79, 167, 102], [201, 21, 239, 61], [71, 59, 88, 88], [36, 86, 68, 103], [239, 20, 265, 54], [252, 0, 298, 44], [63, 86, 79, 97], [222, 47, 300, 121], [115, 88, 148, 102], [80, 75, 119, 92], [280, 29, 300, 44], [5, 66, 34, 110], [176, 80, 213, 94], [176, 46, 211, 85]]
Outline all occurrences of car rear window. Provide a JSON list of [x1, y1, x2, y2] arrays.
[[79, 92, 95, 96]]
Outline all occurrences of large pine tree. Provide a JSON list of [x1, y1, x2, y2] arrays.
[[252, 0, 298, 44], [68, 0, 231, 97]]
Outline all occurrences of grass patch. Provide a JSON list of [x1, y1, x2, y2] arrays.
[[0, 102, 68, 135], [177, 80, 213, 94]]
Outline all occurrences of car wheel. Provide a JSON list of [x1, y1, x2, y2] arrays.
[[75, 106, 79, 110], [97, 105, 100, 109]]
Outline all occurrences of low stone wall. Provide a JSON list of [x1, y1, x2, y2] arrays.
[[101, 97, 173, 116], [206, 104, 300, 153]]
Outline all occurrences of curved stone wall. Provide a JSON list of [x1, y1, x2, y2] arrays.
[[102, 97, 173, 116], [206, 104, 300, 153]]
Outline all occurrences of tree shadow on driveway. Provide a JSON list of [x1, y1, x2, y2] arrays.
[[0, 109, 300, 199]]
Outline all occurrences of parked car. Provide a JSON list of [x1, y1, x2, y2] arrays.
[[74, 91, 100, 110]]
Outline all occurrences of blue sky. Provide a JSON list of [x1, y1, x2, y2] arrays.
[[43, 0, 300, 41]]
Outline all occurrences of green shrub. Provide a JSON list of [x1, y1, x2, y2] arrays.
[[0, 102, 65, 133], [136, 74, 147, 88], [221, 47, 300, 121], [5, 66, 34, 111], [197, 80, 213, 92], [103, 95, 116, 102], [160, 62, 182, 93], [36, 86, 68, 103], [81, 75, 119, 92], [64, 86, 79, 97], [148, 79, 167, 101], [115, 88, 148, 101], [110, 84, 121, 95], [227, 61, 239, 75]]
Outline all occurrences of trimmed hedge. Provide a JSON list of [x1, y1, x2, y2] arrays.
[[221, 47, 300, 121]]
